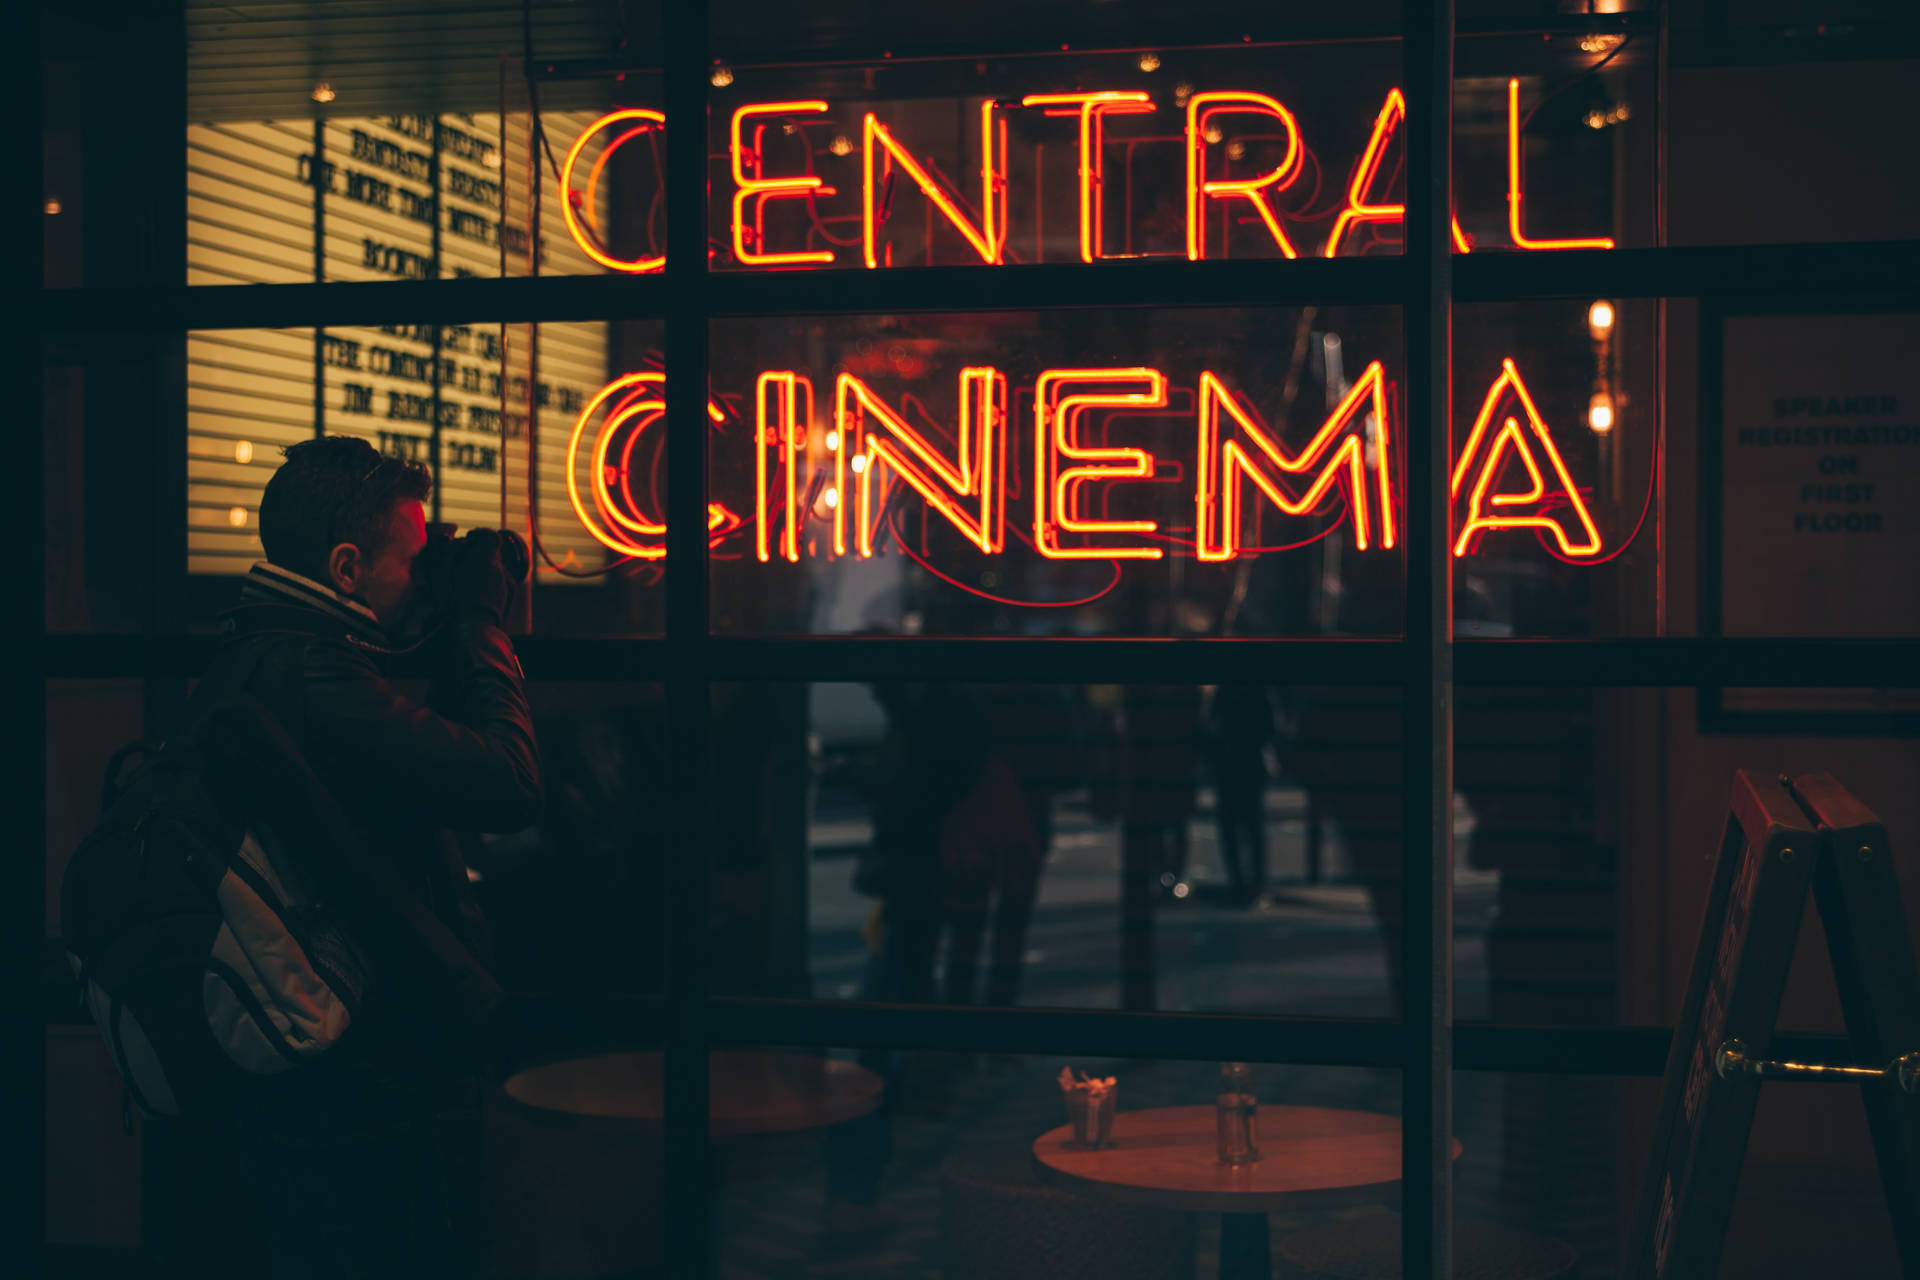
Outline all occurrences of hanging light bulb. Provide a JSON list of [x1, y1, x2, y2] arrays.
[[310, 81, 336, 104], [829, 134, 854, 157], [1588, 393, 1615, 434], [1137, 53, 1161, 73], [1588, 299, 1615, 339], [709, 65, 735, 88]]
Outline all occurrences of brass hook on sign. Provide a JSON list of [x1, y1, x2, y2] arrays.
[[1716, 1039, 1920, 1094]]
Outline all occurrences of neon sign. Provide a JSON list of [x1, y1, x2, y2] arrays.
[[543, 71, 1625, 588], [565, 359, 1615, 566], [560, 77, 1615, 268], [1450, 359, 1602, 557], [1196, 362, 1395, 560]]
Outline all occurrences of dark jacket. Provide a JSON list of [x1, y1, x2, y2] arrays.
[[206, 589, 542, 1119]]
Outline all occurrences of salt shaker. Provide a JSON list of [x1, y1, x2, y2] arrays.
[[1216, 1061, 1259, 1165]]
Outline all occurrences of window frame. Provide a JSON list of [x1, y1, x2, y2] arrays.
[[23, 3, 1920, 1276]]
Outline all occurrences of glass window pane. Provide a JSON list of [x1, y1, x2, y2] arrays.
[[486, 681, 667, 995], [1456, 686, 1920, 1030], [41, 321, 658, 633], [702, 42, 1407, 270], [1460, 1069, 1909, 1278], [1463, 296, 1920, 643], [1670, 51, 1920, 247], [694, 18, 1657, 271], [43, 670, 665, 1263], [711, 682, 1403, 1017], [110, 3, 667, 287], [702, 1049, 1403, 1278], [1454, 299, 1660, 638], [708, 308, 1407, 637], [44, 681, 148, 1258]]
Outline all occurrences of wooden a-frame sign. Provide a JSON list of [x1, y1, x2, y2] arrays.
[[1626, 770, 1920, 1279]]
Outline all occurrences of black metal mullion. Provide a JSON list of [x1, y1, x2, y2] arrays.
[[313, 116, 326, 439], [662, 3, 713, 1276], [707, 637, 1409, 685], [41, 240, 1920, 335], [695, 7, 1648, 70], [429, 117, 444, 523], [706, 1004, 1862, 1080], [707, 256, 1406, 314], [1453, 240, 1920, 301], [710, 1000, 1404, 1067], [1404, 3, 1454, 1277], [7, 0, 42, 1263], [44, 634, 1920, 687]]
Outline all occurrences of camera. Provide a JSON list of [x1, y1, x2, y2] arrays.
[[412, 524, 532, 625]]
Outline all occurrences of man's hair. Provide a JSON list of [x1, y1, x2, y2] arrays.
[[259, 436, 433, 584]]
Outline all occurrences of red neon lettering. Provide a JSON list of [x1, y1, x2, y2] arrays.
[[560, 110, 668, 273], [1020, 92, 1156, 264], [1196, 362, 1396, 561], [1451, 359, 1602, 557], [834, 368, 1007, 557], [1506, 79, 1614, 251], [1033, 369, 1168, 560], [755, 371, 813, 562], [567, 373, 737, 559], [731, 102, 836, 267], [863, 104, 1002, 268], [569, 373, 667, 558], [1185, 92, 1304, 261], [1322, 90, 1473, 256]]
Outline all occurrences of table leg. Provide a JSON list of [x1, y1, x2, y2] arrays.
[[1219, 1212, 1270, 1280]]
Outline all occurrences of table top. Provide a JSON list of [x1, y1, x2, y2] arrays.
[[503, 1050, 883, 1137], [1032, 1105, 1459, 1214]]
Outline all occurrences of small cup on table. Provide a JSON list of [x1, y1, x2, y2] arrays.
[[1059, 1069, 1117, 1149]]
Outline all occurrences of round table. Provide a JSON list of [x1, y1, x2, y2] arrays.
[[504, 1049, 883, 1136], [494, 1052, 879, 1277], [1032, 1105, 1460, 1280]]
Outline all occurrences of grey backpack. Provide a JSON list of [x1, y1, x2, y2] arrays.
[[61, 645, 370, 1117]]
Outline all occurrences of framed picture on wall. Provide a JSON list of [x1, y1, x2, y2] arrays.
[[1700, 299, 1920, 734]]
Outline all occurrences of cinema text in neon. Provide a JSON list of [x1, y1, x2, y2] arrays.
[[565, 359, 1608, 565]]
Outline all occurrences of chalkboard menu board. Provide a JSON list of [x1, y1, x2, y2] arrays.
[[1627, 771, 1920, 1278], [1793, 773, 1920, 1275], [1626, 770, 1818, 1279]]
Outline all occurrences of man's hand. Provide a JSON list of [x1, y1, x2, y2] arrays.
[[451, 529, 514, 626]]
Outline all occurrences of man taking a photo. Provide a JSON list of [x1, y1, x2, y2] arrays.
[[155, 434, 541, 1277]]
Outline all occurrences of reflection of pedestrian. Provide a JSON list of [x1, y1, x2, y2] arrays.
[[855, 684, 983, 1002], [1206, 685, 1274, 907], [968, 683, 1084, 1003], [1111, 684, 1202, 1010], [827, 683, 1041, 1231], [1277, 687, 1406, 1013], [852, 681, 1048, 1007], [1121, 684, 1202, 900]]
